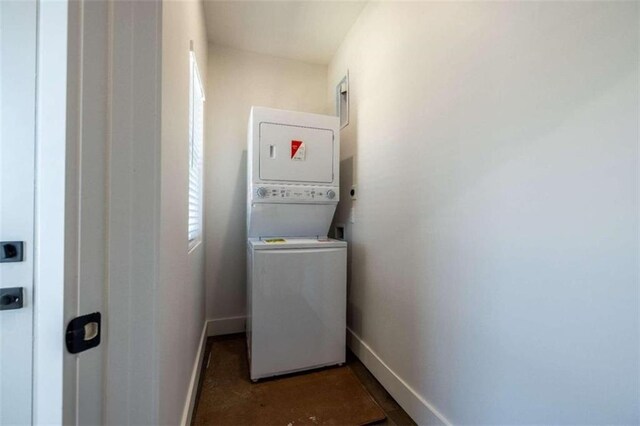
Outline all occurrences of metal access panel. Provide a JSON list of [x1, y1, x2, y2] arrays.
[[259, 123, 334, 183]]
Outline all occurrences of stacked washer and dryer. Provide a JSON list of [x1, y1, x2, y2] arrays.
[[246, 106, 347, 382]]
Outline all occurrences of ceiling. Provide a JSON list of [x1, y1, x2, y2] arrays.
[[203, 1, 367, 65]]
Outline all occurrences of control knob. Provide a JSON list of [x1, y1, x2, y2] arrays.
[[256, 187, 267, 198], [327, 189, 336, 200]]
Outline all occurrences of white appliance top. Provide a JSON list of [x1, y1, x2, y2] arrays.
[[248, 237, 347, 250]]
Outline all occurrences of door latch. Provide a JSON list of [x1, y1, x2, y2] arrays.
[[0, 241, 24, 263], [0, 287, 23, 310], [66, 312, 101, 354]]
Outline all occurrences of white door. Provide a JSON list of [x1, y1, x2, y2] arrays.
[[259, 123, 335, 183], [0, 0, 37, 424]]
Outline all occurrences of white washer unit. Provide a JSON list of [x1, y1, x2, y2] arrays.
[[247, 238, 346, 380], [246, 107, 346, 381]]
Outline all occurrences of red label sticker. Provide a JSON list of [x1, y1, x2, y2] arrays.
[[291, 140, 305, 160]]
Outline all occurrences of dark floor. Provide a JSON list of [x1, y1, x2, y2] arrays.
[[192, 334, 416, 426]]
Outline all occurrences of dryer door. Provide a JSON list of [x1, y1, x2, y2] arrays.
[[259, 123, 334, 183]]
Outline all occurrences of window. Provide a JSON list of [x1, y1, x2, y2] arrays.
[[188, 51, 204, 249]]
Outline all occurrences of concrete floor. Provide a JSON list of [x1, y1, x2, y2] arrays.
[[192, 334, 415, 426], [345, 351, 416, 426]]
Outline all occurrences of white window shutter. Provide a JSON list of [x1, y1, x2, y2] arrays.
[[188, 52, 204, 248]]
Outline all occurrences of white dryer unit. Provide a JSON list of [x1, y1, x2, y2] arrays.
[[247, 238, 346, 380], [247, 107, 340, 239]]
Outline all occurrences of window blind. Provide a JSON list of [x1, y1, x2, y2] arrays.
[[188, 52, 204, 247]]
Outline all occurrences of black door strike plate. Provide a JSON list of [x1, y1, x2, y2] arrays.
[[66, 312, 102, 354], [1, 241, 24, 263], [0, 287, 24, 310]]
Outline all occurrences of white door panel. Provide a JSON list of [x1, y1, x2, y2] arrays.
[[0, 1, 37, 424], [259, 123, 334, 183], [250, 247, 346, 379]]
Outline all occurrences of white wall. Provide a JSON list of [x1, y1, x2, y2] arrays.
[[66, 1, 165, 424], [329, 2, 639, 424], [59, 1, 207, 424], [106, 1, 162, 424], [204, 45, 327, 327], [64, 1, 110, 423], [160, 0, 208, 424]]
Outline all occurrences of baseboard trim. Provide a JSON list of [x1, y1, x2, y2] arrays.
[[206, 315, 246, 336], [347, 327, 452, 426], [181, 322, 208, 426]]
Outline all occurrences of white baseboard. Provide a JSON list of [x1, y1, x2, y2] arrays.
[[206, 315, 246, 336], [196, 320, 447, 424], [181, 322, 208, 426], [347, 327, 451, 426]]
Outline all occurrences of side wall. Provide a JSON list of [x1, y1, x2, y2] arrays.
[[67, 1, 164, 424], [204, 45, 327, 329], [64, 1, 110, 423], [63, 1, 204, 424], [106, 1, 162, 424], [329, 2, 639, 424], [160, 0, 208, 424]]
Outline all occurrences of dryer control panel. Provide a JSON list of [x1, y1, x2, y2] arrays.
[[251, 184, 338, 203]]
